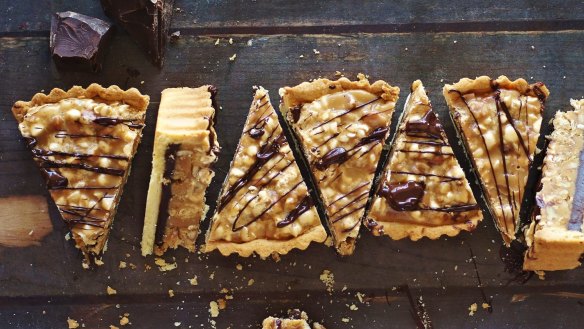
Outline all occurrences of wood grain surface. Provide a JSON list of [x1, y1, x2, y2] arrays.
[[0, 1, 583, 328]]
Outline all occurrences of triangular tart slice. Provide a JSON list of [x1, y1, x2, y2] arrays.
[[367, 80, 482, 240], [443, 76, 549, 245], [205, 87, 327, 258], [12, 84, 149, 264], [280, 75, 400, 255]]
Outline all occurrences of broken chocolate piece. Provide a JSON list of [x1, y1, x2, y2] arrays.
[[100, 0, 175, 67], [50, 11, 115, 73]]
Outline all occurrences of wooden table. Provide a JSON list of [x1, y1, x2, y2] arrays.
[[1, 1, 583, 328]]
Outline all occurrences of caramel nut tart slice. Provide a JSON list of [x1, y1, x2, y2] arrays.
[[367, 80, 482, 240], [205, 87, 326, 258], [12, 84, 149, 265], [524, 99, 584, 271], [443, 76, 549, 245], [280, 74, 400, 255], [142, 86, 220, 256], [262, 309, 326, 329]]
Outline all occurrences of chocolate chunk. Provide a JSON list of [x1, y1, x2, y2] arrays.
[[50, 11, 115, 73], [100, 0, 175, 67], [379, 181, 426, 211]]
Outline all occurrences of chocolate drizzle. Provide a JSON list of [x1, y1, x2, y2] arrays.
[[290, 105, 302, 123], [568, 149, 584, 232], [276, 195, 314, 228], [379, 181, 425, 211], [405, 109, 442, 139], [93, 116, 144, 129], [41, 169, 69, 189], [155, 143, 180, 245], [249, 127, 264, 139], [315, 147, 348, 170], [218, 133, 287, 212]]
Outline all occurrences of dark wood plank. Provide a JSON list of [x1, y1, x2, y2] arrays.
[[2, 0, 584, 34], [1, 31, 583, 328]]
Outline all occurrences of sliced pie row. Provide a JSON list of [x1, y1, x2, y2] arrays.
[[12, 75, 583, 271]]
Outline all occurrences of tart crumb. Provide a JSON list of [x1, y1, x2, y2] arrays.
[[67, 318, 80, 329], [217, 298, 227, 310], [109, 326, 119, 329], [229, 38, 233, 44], [168, 289, 175, 298], [106, 286, 117, 295], [118, 261, 127, 269], [313, 49, 320, 55], [319, 270, 335, 293], [482, 302, 490, 309], [119, 314, 130, 326], [468, 303, 477, 316], [229, 54, 237, 61], [214, 39, 220, 46], [174, 322, 181, 327], [94, 258, 105, 266], [236, 264, 243, 271], [341, 317, 350, 323], [189, 276, 198, 286], [154, 258, 177, 272], [247, 279, 255, 286], [209, 301, 220, 317]]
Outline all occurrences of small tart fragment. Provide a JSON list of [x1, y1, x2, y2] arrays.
[[205, 88, 327, 258], [524, 99, 584, 271], [12, 84, 149, 263], [262, 309, 326, 329], [443, 76, 549, 245], [142, 86, 220, 256], [367, 80, 482, 240], [280, 74, 399, 255]]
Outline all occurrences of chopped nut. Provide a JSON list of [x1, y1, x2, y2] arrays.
[[106, 286, 117, 295], [189, 276, 198, 286], [154, 258, 177, 272], [319, 270, 335, 293], [468, 303, 477, 316], [67, 318, 80, 329], [119, 315, 129, 326], [168, 289, 175, 298], [118, 261, 127, 269]]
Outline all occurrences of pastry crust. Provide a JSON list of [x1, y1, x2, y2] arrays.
[[12, 84, 149, 121], [12, 84, 149, 264], [280, 74, 399, 255], [368, 80, 482, 241], [523, 99, 584, 271], [443, 75, 548, 245]]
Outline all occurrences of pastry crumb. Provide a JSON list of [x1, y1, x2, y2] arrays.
[[319, 270, 335, 293], [67, 318, 80, 329], [236, 264, 243, 271], [154, 258, 177, 272], [229, 54, 237, 61], [106, 286, 117, 295], [109, 325, 119, 329], [214, 38, 220, 45], [313, 49, 320, 55], [341, 317, 350, 323], [119, 261, 127, 269], [247, 279, 255, 286], [482, 302, 490, 309], [119, 315, 129, 326], [229, 38, 233, 44], [209, 301, 220, 317], [174, 322, 181, 327], [94, 258, 104, 266], [356, 292, 365, 303], [189, 276, 198, 286], [468, 303, 477, 316], [168, 289, 175, 298], [349, 304, 358, 311], [217, 298, 227, 310]]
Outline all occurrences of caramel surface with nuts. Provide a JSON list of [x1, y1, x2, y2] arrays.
[[443, 76, 549, 245], [262, 309, 325, 329], [142, 86, 220, 256], [12, 84, 148, 262], [524, 99, 584, 271], [205, 88, 326, 258], [280, 75, 399, 255], [368, 80, 482, 240]]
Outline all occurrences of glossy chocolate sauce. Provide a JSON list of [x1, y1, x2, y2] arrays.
[[93, 116, 144, 129], [405, 109, 442, 139], [155, 143, 180, 245], [379, 181, 425, 211], [277, 195, 314, 228]]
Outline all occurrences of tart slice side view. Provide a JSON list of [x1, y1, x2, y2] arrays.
[[367, 80, 482, 240], [280, 75, 400, 255], [142, 86, 220, 256], [12, 84, 149, 265], [443, 76, 549, 245], [205, 87, 327, 258], [524, 99, 584, 271]]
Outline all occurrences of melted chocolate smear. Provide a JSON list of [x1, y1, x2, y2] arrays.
[[249, 127, 265, 139], [405, 109, 442, 139], [499, 241, 534, 284], [568, 149, 584, 232], [468, 245, 494, 312], [399, 285, 434, 329], [93, 117, 144, 129], [277, 195, 314, 228], [155, 143, 180, 245], [55, 132, 119, 139], [290, 105, 302, 123], [380, 181, 425, 211], [218, 134, 287, 212], [42, 169, 69, 189], [495, 91, 517, 233], [315, 147, 348, 171]]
